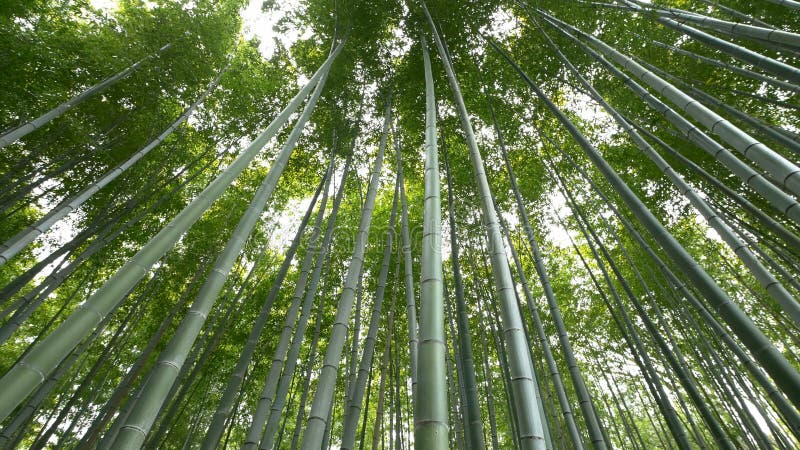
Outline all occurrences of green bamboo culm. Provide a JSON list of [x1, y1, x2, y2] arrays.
[[204, 153, 335, 450], [300, 93, 391, 450], [420, 1, 548, 448], [538, 10, 800, 197], [397, 127, 419, 411], [341, 173, 399, 450], [533, 11, 800, 227], [489, 38, 800, 415], [0, 40, 346, 424], [252, 154, 351, 450], [480, 56, 608, 444], [484, 94, 587, 449], [442, 144, 486, 450], [414, 32, 449, 450], [529, 18, 800, 328], [112, 43, 338, 449], [647, 5, 800, 48]]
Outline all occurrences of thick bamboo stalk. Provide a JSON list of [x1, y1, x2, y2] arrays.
[[414, 32, 450, 450], [766, 0, 800, 9], [112, 54, 335, 449], [629, 122, 800, 252], [492, 36, 800, 422], [532, 20, 800, 326], [650, 40, 800, 94], [422, 3, 547, 447], [486, 85, 600, 449], [648, 6, 800, 48], [634, 56, 800, 155], [540, 15, 800, 226], [291, 248, 332, 450], [76, 257, 211, 450]]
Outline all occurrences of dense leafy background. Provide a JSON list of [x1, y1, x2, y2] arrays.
[[0, 0, 798, 448]]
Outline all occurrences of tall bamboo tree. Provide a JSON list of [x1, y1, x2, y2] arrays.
[[300, 94, 391, 449], [491, 38, 800, 413], [414, 32, 449, 449], [422, 2, 549, 447], [341, 173, 399, 449], [112, 48, 337, 448]]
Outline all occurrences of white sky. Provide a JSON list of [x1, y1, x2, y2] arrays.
[[240, 0, 305, 59]]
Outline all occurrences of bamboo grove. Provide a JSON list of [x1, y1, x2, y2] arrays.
[[0, 0, 799, 448]]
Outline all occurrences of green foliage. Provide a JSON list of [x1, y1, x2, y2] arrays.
[[1, 0, 799, 448]]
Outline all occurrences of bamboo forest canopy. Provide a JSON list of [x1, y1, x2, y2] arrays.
[[1, 0, 799, 448]]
